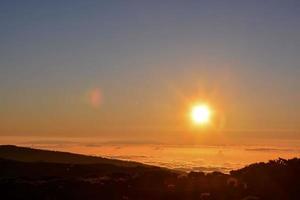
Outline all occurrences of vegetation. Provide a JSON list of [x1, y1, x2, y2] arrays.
[[0, 145, 299, 199]]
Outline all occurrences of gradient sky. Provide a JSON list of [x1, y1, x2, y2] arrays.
[[0, 1, 299, 144]]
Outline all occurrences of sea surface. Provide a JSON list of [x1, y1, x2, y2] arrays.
[[1, 136, 300, 173]]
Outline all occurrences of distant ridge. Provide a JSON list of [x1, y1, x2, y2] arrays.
[[0, 145, 146, 167]]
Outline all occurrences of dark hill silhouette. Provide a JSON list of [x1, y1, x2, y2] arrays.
[[0, 145, 300, 200], [230, 158, 300, 200], [0, 145, 145, 167]]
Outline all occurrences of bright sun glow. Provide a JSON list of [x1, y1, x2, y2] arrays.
[[191, 104, 211, 125]]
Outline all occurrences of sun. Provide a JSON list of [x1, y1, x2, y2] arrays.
[[190, 104, 211, 125]]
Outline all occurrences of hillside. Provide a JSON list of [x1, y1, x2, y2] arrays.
[[0, 145, 300, 199], [0, 145, 145, 167]]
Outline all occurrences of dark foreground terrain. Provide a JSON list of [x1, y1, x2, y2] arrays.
[[0, 145, 300, 200]]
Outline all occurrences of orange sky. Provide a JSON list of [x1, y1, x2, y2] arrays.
[[0, 1, 299, 145]]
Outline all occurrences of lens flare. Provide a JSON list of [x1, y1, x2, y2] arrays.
[[89, 88, 102, 108]]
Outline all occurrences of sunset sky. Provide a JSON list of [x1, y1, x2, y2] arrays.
[[0, 1, 299, 145]]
